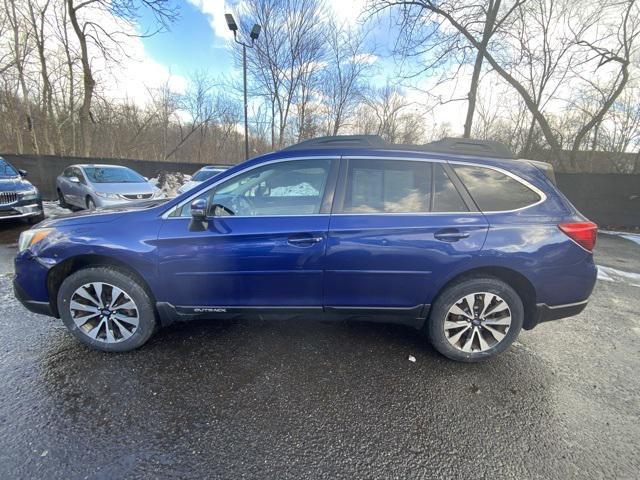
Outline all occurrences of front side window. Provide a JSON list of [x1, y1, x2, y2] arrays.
[[176, 159, 332, 217], [341, 159, 431, 213], [452, 165, 541, 211]]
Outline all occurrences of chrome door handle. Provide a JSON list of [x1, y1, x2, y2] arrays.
[[288, 235, 323, 246], [434, 229, 470, 242]]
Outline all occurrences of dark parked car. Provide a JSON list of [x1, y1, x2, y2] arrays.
[[0, 156, 43, 223], [14, 136, 597, 362]]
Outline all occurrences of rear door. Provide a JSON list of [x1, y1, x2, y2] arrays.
[[324, 156, 489, 315]]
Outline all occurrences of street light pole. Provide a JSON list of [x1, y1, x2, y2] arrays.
[[225, 14, 261, 161], [242, 43, 248, 161]]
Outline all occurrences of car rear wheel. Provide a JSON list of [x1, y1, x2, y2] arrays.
[[57, 267, 158, 352], [426, 277, 523, 362]]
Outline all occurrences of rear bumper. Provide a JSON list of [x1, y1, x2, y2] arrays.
[[13, 278, 54, 317], [528, 299, 589, 329]]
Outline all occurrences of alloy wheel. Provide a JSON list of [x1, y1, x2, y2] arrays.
[[69, 282, 139, 343], [443, 292, 512, 353]]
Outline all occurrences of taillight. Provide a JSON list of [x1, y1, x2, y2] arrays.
[[558, 221, 598, 252]]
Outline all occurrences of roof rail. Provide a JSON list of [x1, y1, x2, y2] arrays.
[[281, 135, 514, 159], [420, 138, 514, 159], [282, 135, 387, 150]]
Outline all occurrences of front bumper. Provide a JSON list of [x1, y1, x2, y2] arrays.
[[13, 278, 54, 317], [0, 199, 43, 220], [94, 195, 162, 208]]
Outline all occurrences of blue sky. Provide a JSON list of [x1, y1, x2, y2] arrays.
[[126, 0, 469, 133], [135, 0, 404, 85], [138, 1, 234, 79]]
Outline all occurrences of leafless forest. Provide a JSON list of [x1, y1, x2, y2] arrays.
[[0, 0, 638, 168]]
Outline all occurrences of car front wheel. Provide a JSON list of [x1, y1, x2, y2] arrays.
[[426, 277, 523, 362], [57, 189, 67, 208], [57, 267, 158, 352]]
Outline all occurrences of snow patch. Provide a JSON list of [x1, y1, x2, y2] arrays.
[[600, 230, 640, 247], [150, 171, 191, 198], [597, 265, 640, 287], [43, 201, 72, 219], [271, 183, 319, 197]]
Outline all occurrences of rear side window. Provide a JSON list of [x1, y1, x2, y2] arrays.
[[432, 164, 468, 212], [342, 159, 431, 213], [452, 165, 541, 212]]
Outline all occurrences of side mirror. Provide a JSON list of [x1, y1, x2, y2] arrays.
[[69, 176, 81, 183], [190, 199, 207, 220], [18, 169, 27, 177]]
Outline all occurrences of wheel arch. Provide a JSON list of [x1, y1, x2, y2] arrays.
[[47, 254, 156, 317], [429, 266, 538, 330]]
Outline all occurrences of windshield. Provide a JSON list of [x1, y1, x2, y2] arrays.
[[83, 167, 146, 184], [0, 159, 19, 178], [192, 169, 224, 182]]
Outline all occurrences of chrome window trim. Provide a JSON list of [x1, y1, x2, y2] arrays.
[[162, 154, 547, 219], [162, 156, 340, 219], [342, 155, 547, 214]]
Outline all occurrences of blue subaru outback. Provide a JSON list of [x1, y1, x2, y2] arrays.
[[13, 136, 597, 362]]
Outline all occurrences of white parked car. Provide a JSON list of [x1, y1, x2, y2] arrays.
[[177, 165, 228, 195]]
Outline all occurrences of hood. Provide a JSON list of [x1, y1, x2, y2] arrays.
[[177, 180, 201, 194], [88, 181, 156, 195], [39, 199, 168, 228], [0, 176, 35, 192]]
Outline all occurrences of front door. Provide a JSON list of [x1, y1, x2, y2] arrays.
[[155, 157, 338, 311], [324, 157, 489, 315]]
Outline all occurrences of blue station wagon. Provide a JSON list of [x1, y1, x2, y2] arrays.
[[13, 136, 598, 362]]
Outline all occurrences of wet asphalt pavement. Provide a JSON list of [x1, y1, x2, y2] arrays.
[[0, 218, 638, 479]]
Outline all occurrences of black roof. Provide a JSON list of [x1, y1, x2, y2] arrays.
[[282, 135, 515, 159]]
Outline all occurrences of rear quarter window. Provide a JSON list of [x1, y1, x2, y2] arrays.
[[452, 165, 541, 212]]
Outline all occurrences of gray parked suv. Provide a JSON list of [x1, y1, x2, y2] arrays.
[[56, 164, 164, 210]]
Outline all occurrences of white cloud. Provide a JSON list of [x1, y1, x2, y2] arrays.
[[187, 0, 367, 44], [327, 0, 367, 24], [78, 5, 188, 104], [186, 0, 235, 42]]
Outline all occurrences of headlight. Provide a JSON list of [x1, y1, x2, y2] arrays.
[[18, 228, 53, 253], [19, 187, 39, 201], [95, 192, 120, 199]]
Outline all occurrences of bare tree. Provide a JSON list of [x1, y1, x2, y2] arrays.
[[321, 21, 375, 136], [65, 0, 177, 156], [5, 0, 40, 153], [240, 0, 327, 148], [372, 0, 640, 165]]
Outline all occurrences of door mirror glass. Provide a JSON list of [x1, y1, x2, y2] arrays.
[[190, 198, 207, 219], [18, 169, 27, 177], [69, 176, 81, 183]]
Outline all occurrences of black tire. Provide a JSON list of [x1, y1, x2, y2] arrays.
[[426, 277, 523, 362], [86, 196, 96, 210], [57, 267, 158, 352], [57, 189, 67, 208]]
